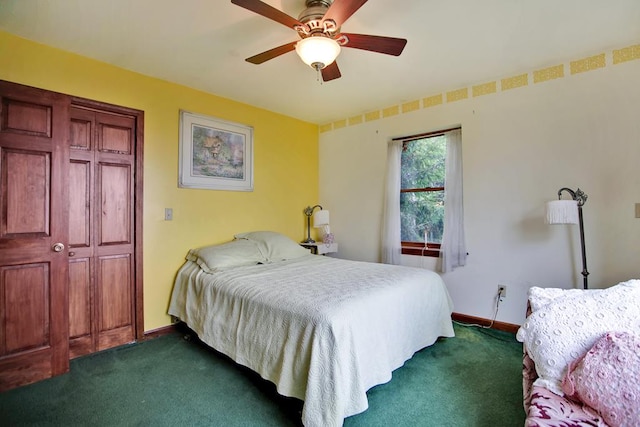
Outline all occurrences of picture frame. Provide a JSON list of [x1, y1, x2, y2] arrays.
[[178, 110, 253, 191]]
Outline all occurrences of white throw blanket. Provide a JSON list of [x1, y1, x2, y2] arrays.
[[169, 255, 454, 427]]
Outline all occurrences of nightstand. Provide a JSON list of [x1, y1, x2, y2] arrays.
[[301, 242, 338, 255]]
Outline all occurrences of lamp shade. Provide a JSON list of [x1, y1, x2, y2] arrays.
[[313, 209, 330, 227], [295, 36, 341, 70], [545, 200, 579, 224]]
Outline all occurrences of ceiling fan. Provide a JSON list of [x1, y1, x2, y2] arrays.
[[230, 0, 407, 82]]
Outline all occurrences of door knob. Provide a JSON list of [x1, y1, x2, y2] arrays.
[[52, 242, 65, 252]]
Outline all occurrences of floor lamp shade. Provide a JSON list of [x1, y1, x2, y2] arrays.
[[546, 200, 579, 225]]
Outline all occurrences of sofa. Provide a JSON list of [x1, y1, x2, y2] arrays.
[[517, 280, 640, 427]]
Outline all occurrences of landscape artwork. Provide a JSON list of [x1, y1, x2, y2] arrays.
[[191, 125, 245, 179], [179, 110, 253, 191]]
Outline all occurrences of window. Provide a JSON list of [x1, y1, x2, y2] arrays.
[[397, 128, 458, 256]]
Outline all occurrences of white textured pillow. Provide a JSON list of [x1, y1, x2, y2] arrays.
[[186, 239, 266, 273], [527, 286, 589, 312], [234, 231, 311, 262], [516, 280, 640, 396]]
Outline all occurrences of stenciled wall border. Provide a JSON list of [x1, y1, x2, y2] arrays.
[[319, 43, 640, 134]]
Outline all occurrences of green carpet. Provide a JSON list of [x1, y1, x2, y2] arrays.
[[0, 323, 525, 426]]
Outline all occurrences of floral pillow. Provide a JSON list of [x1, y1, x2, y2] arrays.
[[562, 331, 640, 426]]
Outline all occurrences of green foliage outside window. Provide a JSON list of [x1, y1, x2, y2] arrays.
[[400, 135, 446, 244]]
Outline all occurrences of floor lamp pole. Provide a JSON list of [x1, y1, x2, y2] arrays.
[[577, 204, 589, 289], [557, 187, 589, 289]]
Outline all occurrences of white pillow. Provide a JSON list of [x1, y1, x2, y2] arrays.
[[527, 286, 588, 312], [516, 280, 640, 396], [234, 231, 311, 262], [186, 239, 266, 273]]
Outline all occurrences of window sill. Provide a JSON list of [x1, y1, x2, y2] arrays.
[[401, 246, 440, 258]]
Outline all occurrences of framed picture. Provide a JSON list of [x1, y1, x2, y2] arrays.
[[179, 110, 253, 191]]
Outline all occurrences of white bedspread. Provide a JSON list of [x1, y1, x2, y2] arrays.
[[168, 255, 454, 427]]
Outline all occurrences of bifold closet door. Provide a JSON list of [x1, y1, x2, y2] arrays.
[[68, 106, 136, 358], [0, 80, 70, 391]]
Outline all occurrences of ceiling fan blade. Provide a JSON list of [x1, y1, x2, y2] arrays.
[[231, 0, 303, 30], [322, 0, 368, 28], [340, 33, 407, 56], [321, 61, 342, 82], [245, 41, 298, 64]]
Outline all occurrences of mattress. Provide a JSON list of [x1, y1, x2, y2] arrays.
[[168, 254, 454, 427]]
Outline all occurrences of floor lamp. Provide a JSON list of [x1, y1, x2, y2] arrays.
[[545, 187, 589, 289]]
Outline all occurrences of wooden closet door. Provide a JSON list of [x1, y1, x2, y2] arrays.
[[68, 106, 136, 358], [0, 81, 70, 391]]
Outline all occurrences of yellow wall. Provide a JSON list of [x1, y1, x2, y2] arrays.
[[0, 31, 319, 331]]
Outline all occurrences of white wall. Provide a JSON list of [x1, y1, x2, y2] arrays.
[[319, 55, 640, 326]]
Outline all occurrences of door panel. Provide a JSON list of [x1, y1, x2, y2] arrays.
[[68, 258, 91, 358], [3, 149, 49, 236], [98, 120, 132, 154], [68, 106, 136, 358], [94, 111, 135, 351], [98, 255, 132, 330], [99, 163, 131, 245], [68, 259, 90, 337], [2, 263, 49, 353], [68, 134, 94, 359], [1, 98, 51, 137], [0, 80, 70, 392], [69, 160, 90, 247], [69, 112, 92, 150]]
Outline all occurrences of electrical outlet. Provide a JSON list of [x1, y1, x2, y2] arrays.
[[498, 285, 507, 301]]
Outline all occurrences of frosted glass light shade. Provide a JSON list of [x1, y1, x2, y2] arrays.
[[295, 36, 341, 69], [546, 200, 579, 224], [313, 209, 330, 227]]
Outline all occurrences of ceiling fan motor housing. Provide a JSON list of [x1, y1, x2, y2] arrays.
[[298, 0, 338, 36]]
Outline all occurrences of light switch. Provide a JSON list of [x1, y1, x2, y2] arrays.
[[636, 203, 640, 219], [165, 208, 173, 221]]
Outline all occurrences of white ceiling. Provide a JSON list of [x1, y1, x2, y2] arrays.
[[1, 0, 639, 124]]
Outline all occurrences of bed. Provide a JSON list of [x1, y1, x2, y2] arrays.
[[168, 231, 455, 427]]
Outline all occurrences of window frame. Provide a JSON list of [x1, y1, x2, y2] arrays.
[[395, 126, 460, 257], [400, 186, 443, 257]]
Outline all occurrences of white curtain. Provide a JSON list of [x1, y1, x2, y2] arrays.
[[381, 140, 403, 264], [440, 129, 467, 272]]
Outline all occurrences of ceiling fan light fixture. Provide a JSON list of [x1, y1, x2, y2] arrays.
[[295, 36, 341, 70]]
